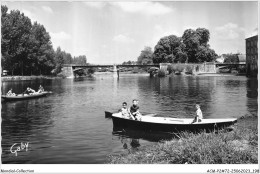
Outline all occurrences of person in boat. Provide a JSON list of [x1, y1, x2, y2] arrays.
[[118, 102, 134, 119], [24, 87, 36, 95], [129, 99, 142, 121], [191, 104, 203, 124], [38, 85, 44, 93], [6, 88, 16, 96]]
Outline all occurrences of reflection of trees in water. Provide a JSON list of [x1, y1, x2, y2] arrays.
[[246, 78, 258, 116], [246, 78, 258, 99], [137, 76, 214, 118]]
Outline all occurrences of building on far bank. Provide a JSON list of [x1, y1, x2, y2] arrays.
[[246, 35, 258, 77], [215, 55, 225, 63], [238, 54, 246, 64]]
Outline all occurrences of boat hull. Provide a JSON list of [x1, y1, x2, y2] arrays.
[[111, 115, 237, 133], [2, 92, 51, 101]]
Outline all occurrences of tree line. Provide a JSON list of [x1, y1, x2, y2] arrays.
[[1, 5, 87, 76], [136, 28, 218, 65]]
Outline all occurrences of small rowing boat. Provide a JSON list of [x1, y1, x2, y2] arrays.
[[107, 112, 237, 133], [2, 91, 52, 101]]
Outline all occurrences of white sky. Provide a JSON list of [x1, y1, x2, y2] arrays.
[[2, 1, 258, 64]]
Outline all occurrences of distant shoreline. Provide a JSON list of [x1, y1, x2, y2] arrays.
[[1, 75, 62, 82], [1, 72, 246, 81]]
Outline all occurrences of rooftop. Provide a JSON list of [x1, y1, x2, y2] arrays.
[[245, 35, 258, 40]]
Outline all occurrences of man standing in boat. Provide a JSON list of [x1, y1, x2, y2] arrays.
[[130, 99, 142, 121], [191, 104, 203, 124]]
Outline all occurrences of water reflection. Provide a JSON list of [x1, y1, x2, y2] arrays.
[[137, 76, 215, 118], [1, 74, 258, 164], [113, 129, 177, 143], [246, 78, 258, 116], [247, 78, 258, 98], [1, 81, 55, 163]]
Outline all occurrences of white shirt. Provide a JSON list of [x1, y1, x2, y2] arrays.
[[196, 108, 203, 119], [121, 108, 129, 117]]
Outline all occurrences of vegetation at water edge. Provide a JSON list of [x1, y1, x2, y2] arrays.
[[108, 116, 258, 164], [157, 69, 167, 77]]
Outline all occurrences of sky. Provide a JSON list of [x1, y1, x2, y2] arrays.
[[2, 1, 259, 64]]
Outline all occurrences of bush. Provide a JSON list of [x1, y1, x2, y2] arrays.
[[174, 64, 185, 72], [157, 69, 166, 77], [238, 66, 246, 73], [57, 72, 66, 78], [132, 67, 139, 73], [87, 68, 95, 74], [185, 65, 194, 74], [167, 65, 175, 74]]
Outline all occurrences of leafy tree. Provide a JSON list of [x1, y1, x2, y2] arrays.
[[1, 6, 32, 75], [28, 22, 55, 75], [73, 55, 87, 65], [122, 60, 136, 65], [63, 52, 73, 64], [1, 5, 89, 76], [1, 5, 56, 75], [137, 46, 153, 65], [196, 28, 210, 46], [223, 53, 239, 63], [196, 45, 217, 62], [182, 28, 216, 63], [153, 35, 186, 63], [53, 47, 64, 74]]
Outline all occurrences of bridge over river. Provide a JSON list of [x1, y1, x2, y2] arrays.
[[62, 64, 160, 78], [61, 63, 245, 78]]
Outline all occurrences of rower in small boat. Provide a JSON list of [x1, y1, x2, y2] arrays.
[[130, 99, 142, 121], [38, 85, 44, 93], [23, 87, 36, 95]]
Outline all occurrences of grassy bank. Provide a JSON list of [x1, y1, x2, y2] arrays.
[[108, 115, 258, 164]]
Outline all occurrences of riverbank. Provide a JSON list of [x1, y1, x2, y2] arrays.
[[196, 73, 246, 77], [1, 75, 62, 82], [108, 115, 258, 164]]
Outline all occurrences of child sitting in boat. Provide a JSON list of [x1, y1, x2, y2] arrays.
[[119, 102, 134, 119], [191, 104, 203, 124], [130, 99, 142, 121], [38, 85, 44, 93], [6, 88, 16, 96]]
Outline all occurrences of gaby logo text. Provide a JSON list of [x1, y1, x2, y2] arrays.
[[10, 142, 29, 156]]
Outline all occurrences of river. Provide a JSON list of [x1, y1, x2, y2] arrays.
[[1, 73, 258, 164]]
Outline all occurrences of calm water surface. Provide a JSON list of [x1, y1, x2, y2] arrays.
[[1, 74, 258, 163]]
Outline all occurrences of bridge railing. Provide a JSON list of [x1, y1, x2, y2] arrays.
[[62, 64, 160, 68]]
